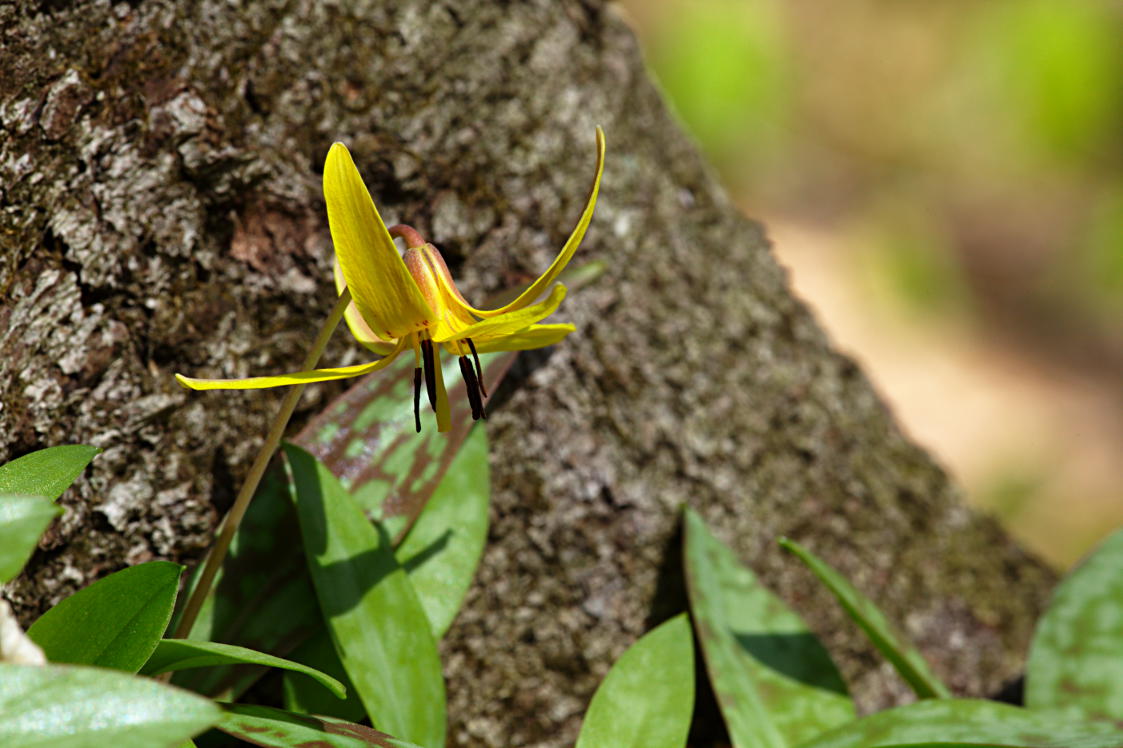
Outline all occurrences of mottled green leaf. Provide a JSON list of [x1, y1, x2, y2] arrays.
[[0, 663, 219, 748], [779, 537, 951, 699], [683, 508, 854, 748], [0, 494, 62, 583], [396, 423, 491, 638], [0, 445, 100, 502], [28, 561, 182, 672], [283, 424, 490, 720], [874, 742, 1123, 748], [576, 614, 695, 748], [282, 629, 366, 723], [141, 639, 344, 699], [799, 698, 1123, 748], [1025, 527, 1123, 721], [217, 703, 421, 748], [301, 351, 512, 539], [174, 353, 511, 700], [285, 444, 445, 748]]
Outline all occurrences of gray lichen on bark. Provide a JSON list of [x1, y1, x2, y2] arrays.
[[1, 1, 1053, 746]]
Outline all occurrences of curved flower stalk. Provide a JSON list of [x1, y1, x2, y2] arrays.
[[177, 127, 605, 432]]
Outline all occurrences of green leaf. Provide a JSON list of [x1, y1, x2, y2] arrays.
[[140, 639, 345, 699], [0, 445, 100, 502], [396, 423, 491, 639], [872, 743, 1123, 748], [283, 424, 492, 721], [282, 629, 366, 723], [0, 663, 219, 748], [576, 613, 695, 748], [683, 508, 854, 748], [799, 698, 1123, 748], [779, 537, 951, 699], [28, 561, 183, 672], [173, 353, 511, 701], [172, 467, 320, 700], [0, 494, 62, 583], [299, 351, 512, 539], [217, 703, 422, 747], [1025, 527, 1123, 721], [284, 443, 446, 748]]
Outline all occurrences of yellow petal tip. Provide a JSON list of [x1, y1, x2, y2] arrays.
[[325, 142, 355, 174], [174, 373, 198, 391]]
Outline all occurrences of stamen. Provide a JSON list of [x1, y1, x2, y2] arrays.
[[459, 356, 483, 421], [466, 338, 487, 398], [412, 367, 423, 433], [420, 338, 437, 412]]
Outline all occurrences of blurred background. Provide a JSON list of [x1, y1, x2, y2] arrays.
[[618, 0, 1123, 568]]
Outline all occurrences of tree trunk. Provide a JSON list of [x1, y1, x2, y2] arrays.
[[1, 1, 1053, 746]]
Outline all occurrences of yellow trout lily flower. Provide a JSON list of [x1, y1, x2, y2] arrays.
[[176, 128, 605, 432]]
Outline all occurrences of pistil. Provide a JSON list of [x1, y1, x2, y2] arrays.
[[388, 223, 427, 249]]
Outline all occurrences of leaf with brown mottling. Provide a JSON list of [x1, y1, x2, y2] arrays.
[[298, 351, 512, 539], [285, 444, 445, 748], [173, 352, 510, 700], [683, 508, 854, 748], [284, 424, 491, 721], [1025, 527, 1123, 722], [799, 698, 1123, 748], [217, 703, 422, 748]]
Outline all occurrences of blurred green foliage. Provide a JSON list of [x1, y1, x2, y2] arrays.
[[1082, 186, 1123, 309], [969, 0, 1123, 168], [861, 199, 971, 318], [644, 0, 790, 188], [626, 0, 1123, 565], [629, 0, 1123, 319]]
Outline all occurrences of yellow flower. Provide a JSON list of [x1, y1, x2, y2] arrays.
[[176, 128, 605, 432]]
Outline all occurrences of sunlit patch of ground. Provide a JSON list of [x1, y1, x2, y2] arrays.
[[769, 217, 1123, 569]]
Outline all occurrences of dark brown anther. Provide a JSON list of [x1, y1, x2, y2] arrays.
[[458, 356, 482, 421], [412, 367, 423, 433], [420, 338, 437, 412], [466, 338, 487, 398]]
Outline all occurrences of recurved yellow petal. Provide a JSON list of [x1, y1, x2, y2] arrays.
[[174, 339, 406, 390], [333, 258, 397, 355], [325, 142, 433, 339], [432, 284, 567, 343], [471, 323, 576, 353], [467, 126, 604, 318]]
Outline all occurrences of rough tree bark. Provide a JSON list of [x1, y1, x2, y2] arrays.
[[1, 1, 1054, 746]]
